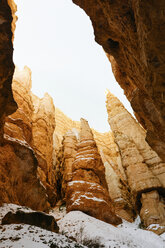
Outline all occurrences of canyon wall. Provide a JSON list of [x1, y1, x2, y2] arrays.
[[0, 65, 164, 233], [65, 118, 122, 225], [106, 91, 165, 234], [72, 0, 165, 161], [0, 66, 57, 210], [0, 0, 17, 143], [0, 0, 164, 235]]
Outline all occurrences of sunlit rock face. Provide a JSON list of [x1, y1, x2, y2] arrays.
[[31, 91, 56, 207], [66, 118, 122, 225], [106, 91, 165, 233], [0, 0, 17, 142], [93, 130, 135, 222], [61, 131, 78, 200], [0, 67, 57, 210], [72, 0, 165, 161], [0, 67, 49, 211]]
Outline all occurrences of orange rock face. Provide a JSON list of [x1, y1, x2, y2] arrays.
[[0, 67, 49, 210], [0, 67, 57, 210], [106, 91, 165, 233], [72, 0, 165, 161], [66, 118, 122, 225]]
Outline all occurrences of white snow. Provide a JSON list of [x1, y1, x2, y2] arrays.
[[1, 204, 165, 248], [68, 180, 101, 189], [75, 157, 95, 162], [0, 204, 86, 248], [147, 224, 165, 231], [58, 211, 165, 248]]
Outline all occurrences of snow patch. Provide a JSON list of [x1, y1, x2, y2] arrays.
[[58, 211, 165, 248]]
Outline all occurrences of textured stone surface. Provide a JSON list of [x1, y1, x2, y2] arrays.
[[106, 91, 165, 230], [2, 210, 59, 233], [66, 118, 122, 225], [31, 91, 56, 206], [0, 67, 57, 210], [61, 131, 78, 200], [106, 91, 165, 191], [140, 191, 165, 235], [53, 109, 136, 222], [92, 130, 135, 221], [0, 0, 17, 142], [72, 0, 165, 161], [0, 142, 48, 210]]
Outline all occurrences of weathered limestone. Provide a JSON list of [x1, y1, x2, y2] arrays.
[[93, 130, 135, 221], [66, 118, 122, 225], [0, 67, 49, 210], [106, 91, 165, 189], [0, 142, 48, 211], [0, 67, 57, 210], [106, 91, 165, 233], [140, 191, 165, 235], [72, 0, 165, 161], [31, 91, 56, 206], [61, 131, 78, 200], [53, 109, 136, 222]]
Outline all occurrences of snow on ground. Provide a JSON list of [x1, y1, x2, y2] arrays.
[[0, 224, 86, 248], [0, 204, 165, 248], [0, 204, 86, 248], [49, 201, 67, 221], [58, 211, 165, 248]]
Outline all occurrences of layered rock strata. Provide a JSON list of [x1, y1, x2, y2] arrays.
[[0, 66, 57, 210], [106, 91, 165, 233], [54, 109, 137, 222], [31, 92, 57, 206], [0, 67, 48, 210], [66, 118, 122, 225], [72, 0, 165, 161], [61, 131, 78, 200], [93, 130, 135, 222]]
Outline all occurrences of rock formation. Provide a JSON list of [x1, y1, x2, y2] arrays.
[[0, 67, 49, 210], [61, 130, 78, 200], [31, 91, 57, 206], [66, 118, 122, 225], [106, 91, 165, 233], [72, 0, 165, 161], [93, 130, 135, 222], [2, 209, 59, 233], [0, 0, 17, 143], [0, 66, 57, 210]]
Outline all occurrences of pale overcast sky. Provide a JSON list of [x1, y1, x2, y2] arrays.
[[13, 0, 133, 132]]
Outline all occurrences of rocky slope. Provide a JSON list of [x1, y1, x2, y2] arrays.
[[72, 0, 165, 162]]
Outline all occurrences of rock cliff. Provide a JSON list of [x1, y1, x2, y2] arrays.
[[72, 0, 165, 161], [0, 66, 57, 210], [106, 91, 165, 233], [0, 67, 49, 210], [0, 0, 164, 235], [65, 118, 122, 225], [0, 0, 17, 143]]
